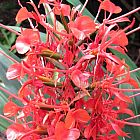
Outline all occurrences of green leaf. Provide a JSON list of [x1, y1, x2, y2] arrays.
[[0, 28, 16, 47], [0, 47, 21, 93], [0, 118, 11, 131], [0, 89, 11, 131], [110, 49, 140, 140], [0, 45, 21, 131], [119, 82, 140, 140]]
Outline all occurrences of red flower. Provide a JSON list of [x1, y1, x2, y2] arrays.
[[1, 0, 140, 140]]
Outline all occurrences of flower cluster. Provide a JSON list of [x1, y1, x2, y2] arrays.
[[1, 0, 140, 140]]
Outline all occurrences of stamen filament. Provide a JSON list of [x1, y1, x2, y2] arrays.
[[80, 0, 89, 14], [108, 7, 140, 23], [0, 114, 15, 123], [0, 87, 23, 102], [126, 26, 140, 35], [0, 23, 21, 36]]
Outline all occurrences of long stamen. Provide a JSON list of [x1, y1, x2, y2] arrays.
[[114, 118, 140, 127], [110, 87, 140, 92], [129, 93, 140, 98], [94, 8, 101, 22], [0, 23, 21, 36], [125, 114, 140, 121], [126, 26, 140, 35], [108, 116, 140, 127], [18, 129, 37, 140], [80, 0, 89, 14], [0, 114, 15, 123], [0, 50, 19, 63], [108, 7, 140, 23], [18, 0, 23, 7], [105, 67, 140, 82], [0, 87, 23, 102]]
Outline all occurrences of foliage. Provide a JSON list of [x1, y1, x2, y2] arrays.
[[0, 0, 140, 140]]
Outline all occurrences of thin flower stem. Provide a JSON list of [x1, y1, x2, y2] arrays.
[[0, 87, 23, 102], [0, 23, 21, 36], [80, 0, 89, 14], [126, 26, 140, 35], [0, 114, 15, 123], [0, 50, 19, 64], [108, 7, 140, 23]]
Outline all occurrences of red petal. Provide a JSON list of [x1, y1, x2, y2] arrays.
[[84, 125, 92, 138], [118, 108, 134, 116], [128, 78, 139, 88], [70, 92, 87, 105], [18, 86, 32, 99], [71, 70, 89, 88], [108, 46, 126, 54], [16, 7, 34, 23], [65, 111, 75, 129], [100, 0, 122, 14], [54, 4, 71, 16], [104, 53, 123, 65], [39, 0, 55, 7], [3, 101, 19, 117], [112, 30, 128, 47], [69, 16, 96, 39], [16, 38, 30, 54], [64, 128, 80, 140], [114, 91, 132, 103], [74, 16, 96, 34], [73, 109, 90, 123], [55, 121, 66, 140], [6, 63, 22, 80], [55, 121, 80, 140], [16, 29, 40, 54], [70, 27, 86, 40], [75, 55, 95, 68], [6, 124, 26, 140], [110, 122, 128, 137]]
